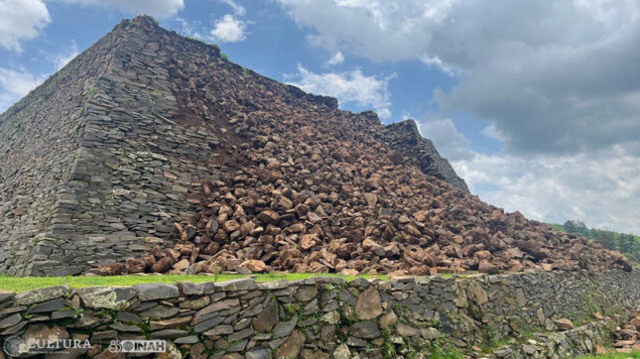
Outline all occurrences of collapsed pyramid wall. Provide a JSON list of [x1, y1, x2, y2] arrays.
[[0, 16, 471, 276]]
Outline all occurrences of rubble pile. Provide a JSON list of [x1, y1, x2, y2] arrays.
[[614, 314, 640, 352], [99, 18, 633, 276]]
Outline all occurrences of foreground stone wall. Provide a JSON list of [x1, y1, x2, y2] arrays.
[[0, 270, 638, 359]]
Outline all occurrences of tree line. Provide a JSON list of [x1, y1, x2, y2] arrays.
[[552, 220, 640, 263]]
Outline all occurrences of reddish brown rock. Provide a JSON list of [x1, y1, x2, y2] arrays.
[[553, 318, 574, 331], [173, 259, 190, 271], [478, 259, 499, 274], [101, 20, 633, 277], [257, 210, 280, 224], [99, 263, 124, 276], [151, 257, 176, 273], [240, 260, 267, 273], [125, 258, 145, 274], [300, 234, 318, 250]]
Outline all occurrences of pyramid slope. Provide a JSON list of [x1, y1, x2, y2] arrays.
[[0, 16, 468, 276], [0, 17, 221, 275], [0, 25, 123, 275]]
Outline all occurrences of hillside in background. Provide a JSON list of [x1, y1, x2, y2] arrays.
[[552, 220, 640, 263]]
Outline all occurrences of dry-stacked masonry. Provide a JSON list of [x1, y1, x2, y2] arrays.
[[0, 271, 638, 358]]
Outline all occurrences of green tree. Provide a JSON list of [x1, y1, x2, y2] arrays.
[[563, 220, 576, 233], [594, 230, 617, 251], [557, 219, 640, 263]]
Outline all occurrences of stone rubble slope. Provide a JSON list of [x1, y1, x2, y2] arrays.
[[613, 311, 640, 352], [99, 16, 632, 276]]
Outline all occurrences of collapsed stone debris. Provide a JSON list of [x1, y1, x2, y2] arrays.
[[614, 312, 640, 352], [93, 19, 632, 277]]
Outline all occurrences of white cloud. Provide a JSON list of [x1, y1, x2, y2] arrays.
[[218, 0, 246, 16], [52, 41, 79, 70], [57, 0, 184, 18], [275, 0, 640, 234], [274, 0, 640, 155], [327, 51, 345, 66], [0, 0, 50, 52], [175, 17, 207, 40], [288, 65, 395, 118], [417, 118, 640, 234], [210, 14, 248, 43], [0, 68, 46, 112], [417, 117, 474, 161], [178, 1, 250, 43], [453, 149, 640, 234], [481, 124, 505, 143], [419, 54, 456, 76]]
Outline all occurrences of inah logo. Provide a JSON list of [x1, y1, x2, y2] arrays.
[[108, 340, 166, 353]]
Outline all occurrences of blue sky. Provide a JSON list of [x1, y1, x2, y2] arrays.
[[2, 0, 640, 234]]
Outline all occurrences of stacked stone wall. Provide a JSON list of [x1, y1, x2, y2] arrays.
[[385, 119, 469, 193], [0, 25, 119, 276], [0, 19, 221, 276], [0, 270, 638, 358], [29, 20, 221, 276]]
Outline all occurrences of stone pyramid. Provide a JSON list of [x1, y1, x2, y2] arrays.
[[0, 16, 467, 276]]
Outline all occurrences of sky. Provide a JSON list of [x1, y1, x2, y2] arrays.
[[1, 0, 640, 233]]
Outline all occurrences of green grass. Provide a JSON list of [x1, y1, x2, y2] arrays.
[[581, 351, 640, 359], [0, 273, 387, 293]]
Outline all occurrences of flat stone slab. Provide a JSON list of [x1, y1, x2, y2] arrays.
[[273, 315, 298, 339], [174, 335, 199, 344], [133, 283, 180, 301], [110, 323, 143, 332], [141, 305, 180, 319], [15, 286, 69, 306], [214, 278, 256, 291], [151, 329, 189, 339], [177, 281, 215, 295], [150, 316, 193, 331], [0, 313, 22, 330], [256, 280, 289, 291], [27, 298, 67, 314], [74, 287, 136, 309], [48, 266, 84, 277], [0, 291, 16, 304], [349, 321, 381, 339], [195, 298, 240, 319]]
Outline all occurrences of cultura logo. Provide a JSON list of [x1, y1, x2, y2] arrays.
[[3, 336, 26, 357], [3, 336, 91, 356]]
